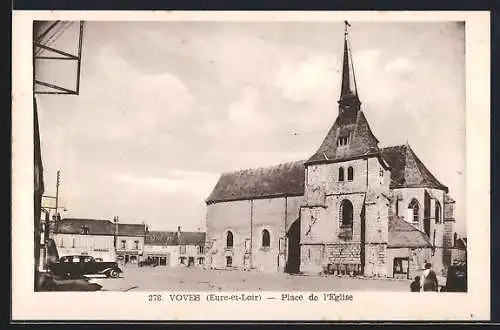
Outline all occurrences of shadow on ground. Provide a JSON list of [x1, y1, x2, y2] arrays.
[[37, 272, 102, 291]]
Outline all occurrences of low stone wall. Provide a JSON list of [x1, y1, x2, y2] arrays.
[[300, 243, 363, 275]]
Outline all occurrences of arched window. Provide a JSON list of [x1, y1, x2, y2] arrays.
[[226, 231, 233, 248], [408, 199, 420, 223], [262, 229, 270, 247], [435, 202, 441, 224], [453, 232, 458, 247], [226, 256, 233, 267], [340, 199, 354, 227], [347, 166, 354, 181], [338, 167, 345, 182]]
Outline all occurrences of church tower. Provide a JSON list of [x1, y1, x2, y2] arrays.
[[299, 22, 392, 276]]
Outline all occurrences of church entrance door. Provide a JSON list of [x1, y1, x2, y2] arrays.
[[285, 218, 301, 274]]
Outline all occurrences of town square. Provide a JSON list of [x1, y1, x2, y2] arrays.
[[31, 19, 467, 293]]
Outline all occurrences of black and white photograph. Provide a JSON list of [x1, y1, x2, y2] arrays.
[[12, 11, 489, 321]]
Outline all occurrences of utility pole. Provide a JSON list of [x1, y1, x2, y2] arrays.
[[43, 170, 61, 270], [55, 170, 60, 220]]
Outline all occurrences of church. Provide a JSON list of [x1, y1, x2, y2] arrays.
[[205, 23, 458, 279]]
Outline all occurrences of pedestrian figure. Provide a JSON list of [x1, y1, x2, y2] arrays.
[[410, 276, 421, 292], [421, 263, 439, 292]]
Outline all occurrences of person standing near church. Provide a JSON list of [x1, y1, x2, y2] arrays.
[[421, 263, 439, 292], [410, 276, 421, 292]]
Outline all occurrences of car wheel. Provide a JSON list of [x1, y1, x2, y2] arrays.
[[109, 269, 119, 278]]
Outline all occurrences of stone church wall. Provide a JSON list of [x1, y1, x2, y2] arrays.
[[392, 187, 447, 249], [364, 244, 388, 277], [363, 196, 390, 277], [427, 188, 446, 249], [392, 187, 426, 226], [206, 196, 305, 272], [300, 157, 391, 275], [251, 198, 286, 272], [300, 193, 366, 246], [206, 200, 251, 270]]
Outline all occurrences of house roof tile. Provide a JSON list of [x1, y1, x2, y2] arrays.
[[55, 218, 146, 236], [145, 230, 206, 246], [145, 231, 178, 245], [55, 218, 114, 236]]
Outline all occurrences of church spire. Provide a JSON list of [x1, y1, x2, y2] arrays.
[[338, 21, 361, 114]]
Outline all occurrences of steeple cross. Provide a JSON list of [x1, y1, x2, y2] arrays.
[[344, 20, 351, 35]]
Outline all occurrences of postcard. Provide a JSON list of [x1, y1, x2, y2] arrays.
[[11, 10, 490, 321]]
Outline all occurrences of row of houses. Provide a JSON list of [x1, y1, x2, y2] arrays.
[[40, 217, 206, 269]]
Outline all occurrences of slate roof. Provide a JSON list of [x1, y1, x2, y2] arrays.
[[55, 218, 114, 236], [145, 231, 179, 245], [145, 230, 206, 246], [179, 232, 206, 245], [381, 145, 448, 192], [116, 223, 147, 237], [206, 139, 448, 205], [206, 160, 305, 204], [55, 218, 145, 236], [388, 215, 432, 248], [306, 110, 380, 164]]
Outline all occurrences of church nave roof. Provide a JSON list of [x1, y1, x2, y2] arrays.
[[206, 160, 305, 204]]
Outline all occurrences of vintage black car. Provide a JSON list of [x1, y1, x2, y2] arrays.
[[138, 257, 159, 267], [49, 255, 122, 279]]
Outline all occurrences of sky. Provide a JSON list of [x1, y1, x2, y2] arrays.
[[35, 20, 466, 235]]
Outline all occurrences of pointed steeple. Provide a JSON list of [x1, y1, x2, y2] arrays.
[[306, 21, 381, 166], [338, 21, 361, 114]]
